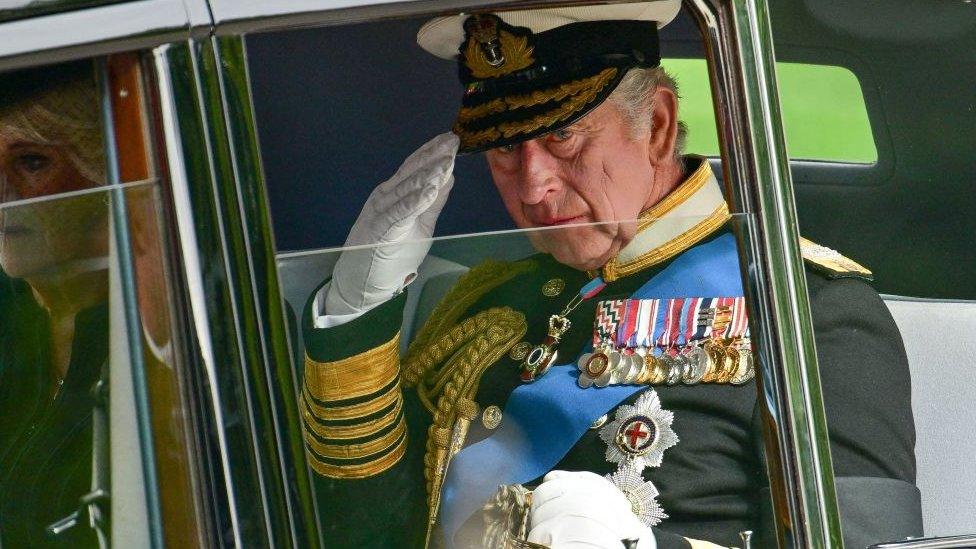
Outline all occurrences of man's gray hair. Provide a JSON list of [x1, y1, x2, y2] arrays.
[[608, 66, 688, 162]]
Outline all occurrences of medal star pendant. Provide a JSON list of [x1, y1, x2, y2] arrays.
[[520, 314, 571, 382], [605, 463, 668, 527], [600, 389, 679, 471]]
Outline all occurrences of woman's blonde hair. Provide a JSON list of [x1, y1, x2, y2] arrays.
[[0, 62, 105, 185]]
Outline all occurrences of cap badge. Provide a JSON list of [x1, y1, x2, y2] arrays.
[[463, 14, 535, 79]]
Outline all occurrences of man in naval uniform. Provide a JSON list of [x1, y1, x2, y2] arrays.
[[299, 3, 921, 547]]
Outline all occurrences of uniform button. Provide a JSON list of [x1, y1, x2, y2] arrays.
[[482, 405, 503, 430], [509, 341, 532, 361], [542, 278, 566, 297]]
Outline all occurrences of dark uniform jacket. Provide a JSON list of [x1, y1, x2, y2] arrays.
[[299, 160, 920, 548], [0, 272, 106, 548]]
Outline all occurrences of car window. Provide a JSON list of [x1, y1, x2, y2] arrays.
[[0, 57, 205, 548], [246, 4, 937, 548]]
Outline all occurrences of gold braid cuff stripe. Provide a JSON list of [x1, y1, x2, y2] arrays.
[[303, 409, 406, 460], [304, 333, 400, 402], [602, 202, 732, 281], [636, 159, 713, 232], [306, 432, 407, 480], [454, 68, 619, 150], [457, 68, 619, 124], [301, 393, 403, 441], [301, 380, 400, 422]]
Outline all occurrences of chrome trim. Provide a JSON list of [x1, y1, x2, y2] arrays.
[[98, 57, 164, 548], [210, 0, 638, 36], [0, 0, 124, 24], [182, 0, 216, 39], [152, 43, 245, 547], [153, 37, 313, 546], [204, 35, 319, 545], [687, 0, 843, 546], [0, 0, 205, 72], [870, 535, 976, 549], [880, 294, 976, 305]]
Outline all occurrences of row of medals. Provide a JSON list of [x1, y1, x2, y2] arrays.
[[580, 337, 756, 387]]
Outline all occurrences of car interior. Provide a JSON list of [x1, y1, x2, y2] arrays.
[[248, 0, 976, 539]]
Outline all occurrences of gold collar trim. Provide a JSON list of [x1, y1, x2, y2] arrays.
[[637, 157, 713, 232], [601, 160, 730, 282]]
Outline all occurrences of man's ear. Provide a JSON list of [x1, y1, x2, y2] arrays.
[[646, 86, 678, 166]]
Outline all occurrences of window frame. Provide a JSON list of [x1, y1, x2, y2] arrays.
[[0, 0, 848, 547]]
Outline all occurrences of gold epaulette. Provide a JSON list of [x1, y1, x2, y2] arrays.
[[799, 237, 873, 281], [301, 333, 407, 479]]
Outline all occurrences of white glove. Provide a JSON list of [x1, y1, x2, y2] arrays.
[[319, 133, 459, 326], [528, 471, 656, 549]]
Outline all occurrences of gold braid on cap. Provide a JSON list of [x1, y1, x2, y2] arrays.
[[453, 67, 619, 150]]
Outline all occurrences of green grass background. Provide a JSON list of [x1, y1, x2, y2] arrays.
[[661, 59, 877, 163]]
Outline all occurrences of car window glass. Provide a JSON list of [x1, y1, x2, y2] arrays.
[[242, 3, 945, 547], [770, 2, 976, 542], [0, 58, 204, 548]]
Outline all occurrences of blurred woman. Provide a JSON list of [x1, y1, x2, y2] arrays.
[[0, 60, 109, 548]]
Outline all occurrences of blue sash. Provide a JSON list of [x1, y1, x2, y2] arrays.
[[439, 232, 743, 545]]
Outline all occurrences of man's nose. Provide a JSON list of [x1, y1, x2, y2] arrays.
[[517, 140, 561, 205]]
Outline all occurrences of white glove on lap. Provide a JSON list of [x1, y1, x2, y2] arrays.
[[321, 133, 459, 325], [528, 471, 656, 549]]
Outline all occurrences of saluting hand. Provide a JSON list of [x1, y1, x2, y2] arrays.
[[324, 132, 459, 322]]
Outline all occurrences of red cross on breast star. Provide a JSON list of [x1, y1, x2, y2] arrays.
[[626, 423, 649, 447], [616, 415, 657, 456]]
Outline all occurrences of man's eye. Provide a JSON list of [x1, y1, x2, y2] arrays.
[[498, 143, 517, 153], [551, 129, 573, 142], [15, 153, 51, 174]]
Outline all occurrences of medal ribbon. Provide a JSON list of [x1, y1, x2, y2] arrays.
[[635, 299, 657, 349], [726, 296, 751, 344], [679, 297, 701, 347], [597, 296, 754, 351], [711, 297, 734, 340], [439, 232, 746, 546], [693, 297, 717, 342], [595, 299, 626, 346], [658, 298, 683, 352]]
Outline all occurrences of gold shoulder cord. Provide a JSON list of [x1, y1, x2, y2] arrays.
[[403, 258, 534, 383], [412, 307, 527, 547], [401, 259, 533, 545]]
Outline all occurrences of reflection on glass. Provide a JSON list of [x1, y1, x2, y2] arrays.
[[0, 60, 112, 548], [282, 174, 919, 547], [0, 57, 201, 548], [283, 213, 775, 548]]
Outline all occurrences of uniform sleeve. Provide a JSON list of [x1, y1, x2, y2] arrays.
[[807, 274, 923, 544], [300, 286, 430, 548]]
